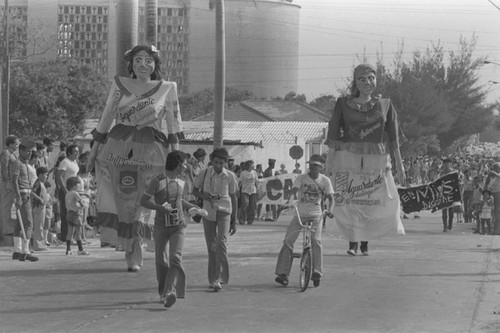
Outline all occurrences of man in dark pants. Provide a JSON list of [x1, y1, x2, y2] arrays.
[[55, 145, 80, 241], [264, 158, 277, 221], [441, 158, 454, 232], [11, 144, 38, 261]]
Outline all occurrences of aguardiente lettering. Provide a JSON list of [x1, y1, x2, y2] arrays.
[[120, 98, 155, 122], [346, 174, 383, 199]]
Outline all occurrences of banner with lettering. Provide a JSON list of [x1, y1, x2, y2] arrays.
[[257, 174, 298, 205], [332, 170, 387, 208], [397, 172, 462, 214]]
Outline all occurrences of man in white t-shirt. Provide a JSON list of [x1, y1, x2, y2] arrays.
[[55, 144, 80, 241], [274, 154, 334, 288]]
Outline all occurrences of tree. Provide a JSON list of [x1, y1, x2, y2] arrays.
[[24, 20, 58, 59], [309, 94, 336, 114], [9, 59, 109, 141], [179, 86, 255, 120], [0, 9, 27, 59], [438, 36, 495, 147], [283, 91, 307, 103], [375, 36, 495, 155]]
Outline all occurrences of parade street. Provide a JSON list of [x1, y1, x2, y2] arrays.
[[1, 212, 500, 333]]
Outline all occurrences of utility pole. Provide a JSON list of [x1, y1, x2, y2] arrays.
[[1, 0, 9, 146], [144, 0, 157, 46], [115, 0, 138, 76], [0, 0, 9, 246], [213, 0, 225, 148]]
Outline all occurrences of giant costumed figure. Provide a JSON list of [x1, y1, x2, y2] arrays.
[[88, 45, 184, 271], [325, 64, 406, 256]]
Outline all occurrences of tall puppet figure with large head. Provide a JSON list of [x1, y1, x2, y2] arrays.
[[88, 45, 184, 272]]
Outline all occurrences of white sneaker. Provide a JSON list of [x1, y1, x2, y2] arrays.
[[212, 281, 222, 292]]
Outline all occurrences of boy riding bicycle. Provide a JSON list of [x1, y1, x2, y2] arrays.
[[274, 154, 334, 287]]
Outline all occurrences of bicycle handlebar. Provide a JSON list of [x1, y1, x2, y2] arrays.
[[281, 203, 330, 228]]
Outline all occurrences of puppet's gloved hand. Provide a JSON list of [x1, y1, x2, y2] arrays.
[[188, 207, 208, 218]]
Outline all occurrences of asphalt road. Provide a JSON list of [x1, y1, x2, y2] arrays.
[[1, 211, 500, 333]]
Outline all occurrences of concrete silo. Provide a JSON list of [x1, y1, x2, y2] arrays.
[[188, 0, 300, 99]]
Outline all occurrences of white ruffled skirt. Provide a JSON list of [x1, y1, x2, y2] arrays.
[[326, 149, 405, 241]]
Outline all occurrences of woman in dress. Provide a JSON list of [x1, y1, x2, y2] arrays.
[[325, 64, 406, 256], [88, 45, 184, 271]]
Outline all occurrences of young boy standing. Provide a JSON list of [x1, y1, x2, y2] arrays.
[[479, 189, 493, 235], [65, 177, 89, 256], [31, 167, 49, 251]]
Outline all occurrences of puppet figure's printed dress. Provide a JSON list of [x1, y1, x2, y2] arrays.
[[325, 96, 405, 241], [92, 76, 184, 251]]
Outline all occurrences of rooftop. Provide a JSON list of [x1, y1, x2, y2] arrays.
[[192, 100, 329, 122], [183, 121, 328, 145]]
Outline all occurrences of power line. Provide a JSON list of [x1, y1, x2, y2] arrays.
[[188, 5, 500, 50]]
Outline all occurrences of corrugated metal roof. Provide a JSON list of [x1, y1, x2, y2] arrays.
[[74, 119, 328, 145], [242, 101, 329, 122], [191, 100, 329, 122], [183, 121, 328, 144]]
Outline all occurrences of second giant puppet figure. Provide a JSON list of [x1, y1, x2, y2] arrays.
[[88, 45, 184, 272]]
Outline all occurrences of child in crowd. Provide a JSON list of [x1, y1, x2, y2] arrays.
[[77, 162, 93, 244], [31, 167, 49, 251], [479, 189, 493, 235], [44, 182, 56, 245], [65, 177, 89, 255]]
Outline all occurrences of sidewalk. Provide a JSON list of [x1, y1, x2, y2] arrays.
[[1, 213, 500, 332]]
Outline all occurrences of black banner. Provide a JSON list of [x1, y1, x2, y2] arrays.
[[398, 172, 462, 214]]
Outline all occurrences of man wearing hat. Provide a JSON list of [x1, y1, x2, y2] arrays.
[[263, 159, 277, 221], [275, 154, 334, 288]]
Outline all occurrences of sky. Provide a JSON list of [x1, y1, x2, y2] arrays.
[[296, 0, 500, 104]]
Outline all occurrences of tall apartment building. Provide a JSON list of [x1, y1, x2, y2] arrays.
[[2, 0, 300, 98]]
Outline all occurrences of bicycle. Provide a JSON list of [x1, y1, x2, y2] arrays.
[[281, 203, 329, 292]]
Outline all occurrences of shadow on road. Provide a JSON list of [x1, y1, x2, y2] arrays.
[[0, 300, 155, 315], [0, 267, 128, 277]]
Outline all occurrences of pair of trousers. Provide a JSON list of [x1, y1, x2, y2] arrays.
[[265, 204, 277, 220], [13, 193, 33, 240], [480, 218, 491, 234], [66, 224, 83, 241], [154, 223, 186, 298], [57, 189, 68, 242], [239, 193, 256, 223], [125, 238, 143, 268], [0, 184, 15, 235], [442, 207, 453, 229], [275, 214, 323, 277], [13, 236, 31, 254], [203, 212, 230, 284], [462, 191, 473, 222], [32, 205, 47, 250]]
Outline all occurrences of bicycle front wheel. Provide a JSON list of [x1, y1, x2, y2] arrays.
[[299, 247, 312, 292]]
